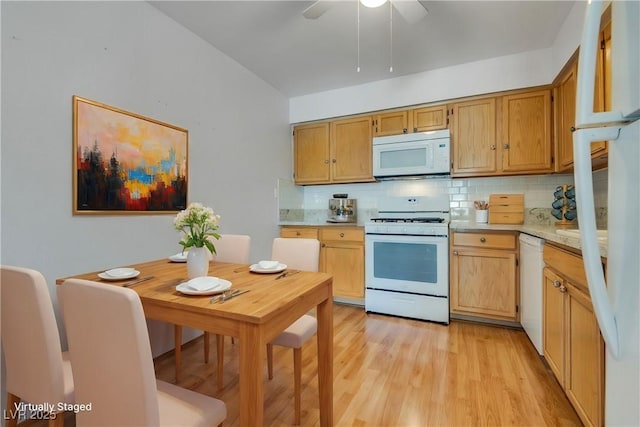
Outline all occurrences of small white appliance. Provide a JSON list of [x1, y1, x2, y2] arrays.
[[373, 129, 451, 178], [365, 195, 450, 324], [519, 233, 545, 355], [572, 1, 639, 425]]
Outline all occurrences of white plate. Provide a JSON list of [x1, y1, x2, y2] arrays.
[[250, 263, 287, 274], [169, 252, 188, 263], [98, 269, 140, 281], [176, 279, 232, 295], [104, 267, 137, 277]]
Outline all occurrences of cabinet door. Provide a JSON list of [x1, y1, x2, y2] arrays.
[[555, 62, 577, 172], [450, 248, 517, 320], [321, 241, 364, 299], [543, 267, 565, 384], [330, 116, 373, 183], [501, 89, 553, 173], [450, 98, 497, 176], [373, 111, 408, 136], [565, 282, 604, 427], [412, 105, 448, 132], [293, 123, 330, 184]]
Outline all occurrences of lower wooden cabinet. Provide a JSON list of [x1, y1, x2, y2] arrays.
[[543, 243, 604, 427], [280, 226, 364, 302], [450, 231, 519, 322]]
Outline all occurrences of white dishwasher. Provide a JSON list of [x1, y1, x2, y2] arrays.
[[519, 233, 545, 355]]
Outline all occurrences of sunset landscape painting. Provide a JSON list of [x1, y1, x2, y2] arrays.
[[73, 96, 188, 214]]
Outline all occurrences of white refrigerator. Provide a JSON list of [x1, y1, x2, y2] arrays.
[[573, 1, 639, 425]]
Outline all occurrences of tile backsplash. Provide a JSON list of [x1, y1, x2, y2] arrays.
[[279, 169, 608, 227]]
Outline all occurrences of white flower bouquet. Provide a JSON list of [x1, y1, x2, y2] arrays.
[[174, 202, 220, 255]]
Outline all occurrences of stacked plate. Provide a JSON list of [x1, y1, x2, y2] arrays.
[[176, 276, 232, 295], [250, 260, 287, 274], [169, 252, 188, 263], [98, 268, 140, 281]]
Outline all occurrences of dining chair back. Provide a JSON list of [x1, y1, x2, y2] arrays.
[[268, 238, 320, 425], [271, 237, 320, 271], [59, 278, 226, 427], [1, 265, 74, 427], [176, 234, 252, 387], [210, 234, 251, 263]]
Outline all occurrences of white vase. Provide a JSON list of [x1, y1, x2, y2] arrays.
[[187, 247, 210, 279]]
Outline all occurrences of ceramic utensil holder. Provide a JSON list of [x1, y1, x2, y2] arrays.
[[475, 209, 488, 223]]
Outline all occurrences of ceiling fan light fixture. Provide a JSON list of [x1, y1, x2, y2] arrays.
[[360, 0, 387, 8]]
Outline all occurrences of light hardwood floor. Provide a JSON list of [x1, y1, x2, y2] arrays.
[[27, 303, 581, 426], [154, 303, 581, 426]]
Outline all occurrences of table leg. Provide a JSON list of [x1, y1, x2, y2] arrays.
[[174, 324, 182, 382], [239, 324, 264, 427], [316, 296, 334, 427]]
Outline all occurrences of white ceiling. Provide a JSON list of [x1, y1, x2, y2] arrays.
[[150, 0, 576, 98]]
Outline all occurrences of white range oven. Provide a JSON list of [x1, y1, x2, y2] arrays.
[[365, 195, 450, 324]]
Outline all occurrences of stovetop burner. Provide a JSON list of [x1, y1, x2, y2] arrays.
[[370, 217, 445, 224]]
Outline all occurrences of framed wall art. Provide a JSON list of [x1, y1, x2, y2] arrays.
[[73, 96, 188, 214]]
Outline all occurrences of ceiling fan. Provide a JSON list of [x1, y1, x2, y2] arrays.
[[303, 0, 429, 25]]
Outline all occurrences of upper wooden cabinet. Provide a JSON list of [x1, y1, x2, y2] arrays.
[[501, 89, 553, 173], [373, 111, 408, 136], [293, 122, 331, 184], [412, 105, 448, 132], [554, 59, 578, 171], [554, 10, 611, 172], [450, 97, 497, 176], [373, 105, 448, 137], [293, 117, 374, 185]]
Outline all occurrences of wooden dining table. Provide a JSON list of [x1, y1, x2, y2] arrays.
[[56, 258, 334, 427]]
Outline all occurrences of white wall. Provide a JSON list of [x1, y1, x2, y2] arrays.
[[1, 0, 289, 381], [289, 1, 586, 124]]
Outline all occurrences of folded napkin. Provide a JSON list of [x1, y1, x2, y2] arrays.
[[186, 276, 220, 291], [105, 268, 136, 278], [258, 260, 279, 269]]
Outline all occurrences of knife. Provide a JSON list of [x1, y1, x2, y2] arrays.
[[219, 289, 250, 303], [276, 270, 300, 280]]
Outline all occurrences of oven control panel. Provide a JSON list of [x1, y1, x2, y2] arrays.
[[365, 223, 449, 236]]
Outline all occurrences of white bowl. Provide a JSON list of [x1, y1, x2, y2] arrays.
[[258, 260, 279, 270]]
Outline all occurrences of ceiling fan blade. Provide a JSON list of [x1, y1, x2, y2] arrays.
[[303, 1, 334, 19], [393, 0, 429, 25]]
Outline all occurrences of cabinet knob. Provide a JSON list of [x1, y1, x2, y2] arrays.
[[503, 143, 510, 149], [321, 243, 326, 248], [559, 285, 567, 293], [553, 280, 561, 288], [413, 127, 418, 132], [339, 232, 344, 237], [296, 231, 301, 236], [403, 128, 408, 133], [480, 237, 486, 243], [332, 159, 337, 163], [453, 250, 459, 256], [324, 159, 329, 164], [490, 144, 496, 150]]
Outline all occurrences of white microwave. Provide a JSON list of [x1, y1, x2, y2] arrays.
[[373, 129, 451, 178]]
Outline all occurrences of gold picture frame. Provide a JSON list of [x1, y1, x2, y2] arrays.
[[73, 96, 188, 215]]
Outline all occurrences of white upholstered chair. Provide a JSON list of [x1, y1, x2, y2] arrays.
[[59, 278, 226, 427], [268, 237, 320, 425], [174, 234, 251, 387], [1, 265, 75, 427]]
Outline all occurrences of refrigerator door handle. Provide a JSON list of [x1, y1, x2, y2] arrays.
[[573, 127, 621, 360]]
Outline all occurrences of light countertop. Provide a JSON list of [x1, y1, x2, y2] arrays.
[[450, 221, 608, 258]]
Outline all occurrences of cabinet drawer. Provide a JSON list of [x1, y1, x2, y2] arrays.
[[320, 227, 364, 242], [452, 232, 517, 250], [280, 227, 319, 239], [543, 244, 589, 290]]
